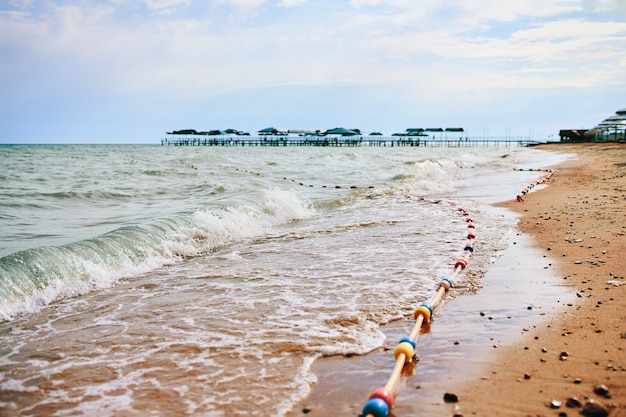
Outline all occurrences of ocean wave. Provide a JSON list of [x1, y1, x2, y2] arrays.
[[1, 190, 135, 201], [0, 188, 313, 321]]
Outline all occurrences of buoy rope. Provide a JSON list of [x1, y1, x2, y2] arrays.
[[514, 168, 554, 202], [193, 160, 552, 416], [361, 206, 475, 417], [362, 167, 554, 416], [228, 165, 554, 195], [230, 166, 376, 189]]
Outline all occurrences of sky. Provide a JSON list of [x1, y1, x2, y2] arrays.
[[1, 0, 625, 143]]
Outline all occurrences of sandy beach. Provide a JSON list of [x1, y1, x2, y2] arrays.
[[289, 143, 625, 417], [455, 143, 626, 417]]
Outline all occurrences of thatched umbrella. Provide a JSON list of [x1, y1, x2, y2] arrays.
[[324, 127, 361, 136], [258, 127, 288, 136]]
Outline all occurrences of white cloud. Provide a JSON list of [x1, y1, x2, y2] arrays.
[[8, 0, 35, 9], [279, 0, 308, 7], [1, 0, 625, 142], [583, 0, 626, 12], [144, 0, 190, 12], [213, 0, 267, 10], [349, 0, 380, 7]]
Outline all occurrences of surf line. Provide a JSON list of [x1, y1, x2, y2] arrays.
[[361, 205, 476, 417], [514, 168, 554, 202]]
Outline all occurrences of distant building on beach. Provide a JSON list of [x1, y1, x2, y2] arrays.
[[560, 108, 626, 142], [558, 129, 590, 142], [168, 128, 251, 136], [391, 127, 464, 138], [257, 127, 363, 136], [165, 126, 474, 139]]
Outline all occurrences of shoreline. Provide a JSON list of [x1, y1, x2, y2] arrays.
[[288, 232, 572, 417], [287, 143, 625, 417], [454, 143, 626, 417]]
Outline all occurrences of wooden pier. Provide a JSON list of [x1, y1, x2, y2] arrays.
[[161, 136, 544, 147]]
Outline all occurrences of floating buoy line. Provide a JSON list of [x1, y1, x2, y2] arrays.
[[360, 204, 475, 417], [228, 165, 554, 196], [514, 168, 554, 202], [230, 166, 376, 189], [192, 159, 554, 417], [360, 168, 555, 417]]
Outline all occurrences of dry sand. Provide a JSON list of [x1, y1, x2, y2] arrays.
[[288, 143, 625, 417], [455, 143, 626, 417]]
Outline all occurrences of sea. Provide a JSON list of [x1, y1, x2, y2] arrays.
[[0, 144, 569, 416]]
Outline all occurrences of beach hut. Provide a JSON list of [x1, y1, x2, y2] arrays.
[[560, 129, 589, 142], [445, 127, 465, 139], [258, 127, 288, 136], [169, 129, 199, 135], [424, 128, 444, 139], [324, 127, 361, 136]]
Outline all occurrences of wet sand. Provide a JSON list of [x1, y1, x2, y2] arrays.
[[455, 143, 626, 417], [288, 143, 626, 417]]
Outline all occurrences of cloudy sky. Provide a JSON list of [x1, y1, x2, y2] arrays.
[[1, 0, 625, 143]]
